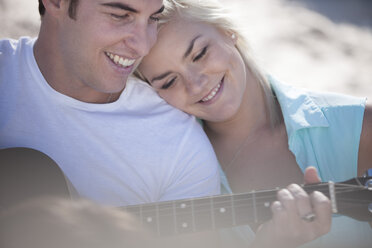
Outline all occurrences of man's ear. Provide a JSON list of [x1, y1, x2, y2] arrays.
[[41, 0, 66, 17]]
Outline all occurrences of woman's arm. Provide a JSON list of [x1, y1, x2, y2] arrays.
[[250, 167, 332, 248], [358, 104, 372, 176]]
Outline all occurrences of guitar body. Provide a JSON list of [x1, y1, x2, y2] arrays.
[[0, 147, 70, 209]]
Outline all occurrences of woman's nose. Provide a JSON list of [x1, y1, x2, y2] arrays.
[[185, 70, 208, 96]]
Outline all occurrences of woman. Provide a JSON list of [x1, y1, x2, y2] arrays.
[[137, 0, 372, 247]]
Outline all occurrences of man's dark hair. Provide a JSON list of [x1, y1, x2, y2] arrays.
[[38, 0, 79, 19]]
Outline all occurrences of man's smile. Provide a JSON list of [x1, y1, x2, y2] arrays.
[[105, 52, 136, 68]]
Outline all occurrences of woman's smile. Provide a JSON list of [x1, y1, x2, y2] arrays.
[[199, 76, 224, 105]]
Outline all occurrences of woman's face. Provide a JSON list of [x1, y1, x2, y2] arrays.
[[138, 18, 247, 122]]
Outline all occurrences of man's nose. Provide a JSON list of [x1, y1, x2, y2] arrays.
[[124, 22, 157, 58]]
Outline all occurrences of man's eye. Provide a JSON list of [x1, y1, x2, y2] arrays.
[[193, 46, 208, 62], [111, 13, 130, 21], [149, 15, 160, 23], [161, 77, 176, 89]]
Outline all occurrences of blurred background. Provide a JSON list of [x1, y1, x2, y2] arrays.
[[1, 0, 371, 100]]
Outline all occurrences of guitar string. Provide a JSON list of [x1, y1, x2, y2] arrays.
[[123, 180, 370, 212], [123, 187, 370, 215], [127, 200, 370, 221], [123, 185, 368, 211], [123, 184, 366, 211]]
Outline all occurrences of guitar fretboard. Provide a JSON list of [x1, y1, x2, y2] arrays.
[[120, 177, 372, 236], [120, 182, 338, 236]]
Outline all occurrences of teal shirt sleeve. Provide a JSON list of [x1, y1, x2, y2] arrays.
[[270, 77, 366, 182], [270, 77, 371, 248]]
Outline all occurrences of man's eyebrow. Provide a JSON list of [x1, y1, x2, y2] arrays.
[[153, 5, 165, 15], [151, 71, 172, 84], [101, 2, 138, 13], [183, 35, 202, 59]]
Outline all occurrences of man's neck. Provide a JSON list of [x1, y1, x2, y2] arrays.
[[34, 31, 122, 104]]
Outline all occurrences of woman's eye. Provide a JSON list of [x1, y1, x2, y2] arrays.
[[161, 77, 176, 89], [193, 46, 208, 62]]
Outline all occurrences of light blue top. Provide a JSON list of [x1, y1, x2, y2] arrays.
[[219, 77, 372, 247]]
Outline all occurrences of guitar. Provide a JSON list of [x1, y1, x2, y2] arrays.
[[1, 148, 371, 236], [121, 177, 372, 236]]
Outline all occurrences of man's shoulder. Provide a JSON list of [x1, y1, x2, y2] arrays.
[[124, 76, 177, 111], [0, 37, 18, 50], [0, 37, 35, 68], [126, 76, 154, 92], [0, 37, 34, 53]]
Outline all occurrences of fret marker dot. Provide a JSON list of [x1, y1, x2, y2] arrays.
[[182, 222, 188, 228], [264, 202, 270, 207], [146, 217, 153, 223], [180, 203, 186, 208], [219, 208, 226, 213]]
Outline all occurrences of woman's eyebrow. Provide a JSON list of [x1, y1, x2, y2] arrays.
[[183, 35, 202, 59], [150, 35, 202, 84], [151, 71, 172, 84]]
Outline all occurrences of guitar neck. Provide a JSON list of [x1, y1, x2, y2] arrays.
[[120, 181, 345, 236]]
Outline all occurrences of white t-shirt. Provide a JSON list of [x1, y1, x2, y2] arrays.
[[0, 37, 220, 206]]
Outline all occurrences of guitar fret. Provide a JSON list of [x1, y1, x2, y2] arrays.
[[233, 193, 256, 225], [141, 204, 158, 233], [255, 190, 276, 222], [155, 203, 160, 235], [172, 201, 177, 234], [193, 198, 213, 231], [158, 202, 176, 235], [252, 191, 257, 223], [175, 200, 193, 234], [213, 195, 233, 228], [231, 194, 236, 226], [210, 197, 215, 229], [191, 199, 196, 232]]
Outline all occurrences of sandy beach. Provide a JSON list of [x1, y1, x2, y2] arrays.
[[1, 0, 372, 99]]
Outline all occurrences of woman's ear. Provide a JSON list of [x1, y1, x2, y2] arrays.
[[231, 33, 237, 44], [224, 30, 238, 45]]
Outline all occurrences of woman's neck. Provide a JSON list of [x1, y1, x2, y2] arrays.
[[204, 72, 270, 141], [202, 71, 276, 171]]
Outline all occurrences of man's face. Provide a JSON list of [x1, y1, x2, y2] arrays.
[[56, 0, 163, 101]]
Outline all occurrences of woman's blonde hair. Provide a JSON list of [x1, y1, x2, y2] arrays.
[[136, 0, 280, 127]]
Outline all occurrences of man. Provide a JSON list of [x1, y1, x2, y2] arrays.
[[0, 0, 220, 207], [0, 1, 333, 247]]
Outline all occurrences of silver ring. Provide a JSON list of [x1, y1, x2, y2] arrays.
[[301, 213, 316, 222]]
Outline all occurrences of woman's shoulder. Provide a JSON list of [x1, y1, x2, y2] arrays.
[[269, 75, 366, 110], [306, 89, 366, 110]]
